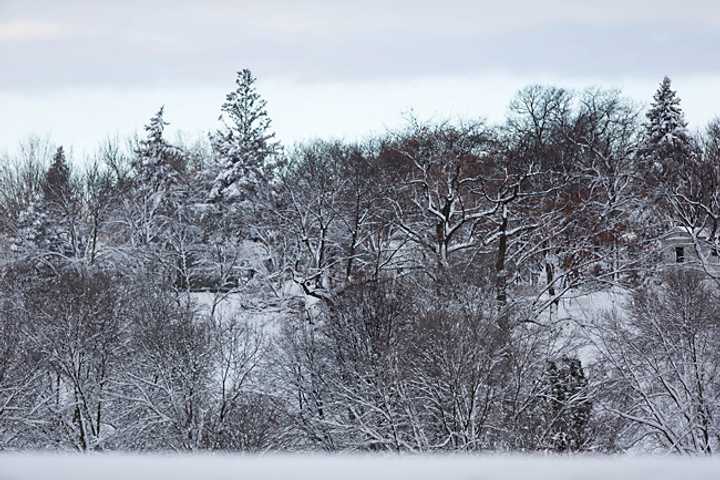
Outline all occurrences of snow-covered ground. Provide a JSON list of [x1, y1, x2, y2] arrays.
[[556, 288, 628, 323], [1, 454, 719, 480], [190, 290, 289, 336], [537, 287, 630, 366]]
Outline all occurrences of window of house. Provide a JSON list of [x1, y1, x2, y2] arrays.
[[675, 246, 685, 263]]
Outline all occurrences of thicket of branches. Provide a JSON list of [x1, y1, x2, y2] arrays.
[[1, 71, 720, 453]]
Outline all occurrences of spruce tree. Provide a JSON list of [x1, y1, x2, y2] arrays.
[[208, 69, 280, 203], [128, 107, 197, 263], [704, 118, 720, 161], [133, 106, 186, 193], [43, 146, 73, 207], [642, 76, 693, 176], [542, 357, 592, 452], [12, 147, 77, 265], [11, 200, 52, 255]]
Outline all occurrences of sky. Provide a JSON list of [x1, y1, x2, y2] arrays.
[[2, 0, 720, 158]]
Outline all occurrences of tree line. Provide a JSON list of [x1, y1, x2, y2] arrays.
[[1, 71, 720, 453]]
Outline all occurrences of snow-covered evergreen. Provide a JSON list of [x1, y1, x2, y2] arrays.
[[43, 146, 73, 206], [11, 147, 77, 263], [642, 76, 694, 173], [208, 69, 280, 203], [133, 106, 186, 193], [543, 356, 592, 452]]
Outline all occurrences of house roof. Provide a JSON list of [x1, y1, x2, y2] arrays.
[[661, 225, 717, 244]]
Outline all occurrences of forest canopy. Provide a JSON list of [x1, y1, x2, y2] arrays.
[[1, 72, 720, 454]]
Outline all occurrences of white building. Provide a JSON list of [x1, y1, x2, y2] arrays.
[[660, 226, 720, 272]]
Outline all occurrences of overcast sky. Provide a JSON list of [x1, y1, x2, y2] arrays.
[[2, 0, 720, 157]]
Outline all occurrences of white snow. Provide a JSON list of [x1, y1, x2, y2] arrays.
[[556, 288, 627, 324], [1, 454, 718, 480]]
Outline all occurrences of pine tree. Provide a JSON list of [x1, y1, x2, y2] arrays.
[[43, 146, 73, 207], [133, 106, 186, 193], [208, 69, 280, 203], [704, 117, 720, 161], [12, 148, 77, 266], [542, 356, 592, 452], [11, 200, 52, 255], [642, 76, 693, 176]]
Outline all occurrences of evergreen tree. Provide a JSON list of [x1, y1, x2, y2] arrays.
[[133, 106, 186, 193], [43, 146, 73, 207], [704, 117, 720, 161], [11, 200, 52, 256], [133, 107, 185, 190], [12, 148, 77, 266], [127, 108, 208, 291], [542, 356, 592, 452], [642, 76, 693, 177], [208, 69, 280, 203]]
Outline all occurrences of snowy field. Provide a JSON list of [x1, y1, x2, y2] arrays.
[[1, 454, 719, 480]]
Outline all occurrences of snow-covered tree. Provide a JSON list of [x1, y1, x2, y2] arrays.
[[705, 117, 720, 161], [43, 146, 73, 207], [133, 106, 186, 193], [541, 356, 592, 452], [642, 76, 694, 176], [599, 271, 720, 453], [11, 147, 78, 265], [208, 69, 281, 203], [11, 199, 53, 254], [123, 108, 199, 278]]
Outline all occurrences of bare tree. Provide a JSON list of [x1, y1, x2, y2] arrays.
[[594, 271, 720, 453]]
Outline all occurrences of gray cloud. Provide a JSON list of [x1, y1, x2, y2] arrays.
[[1, 0, 719, 91]]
